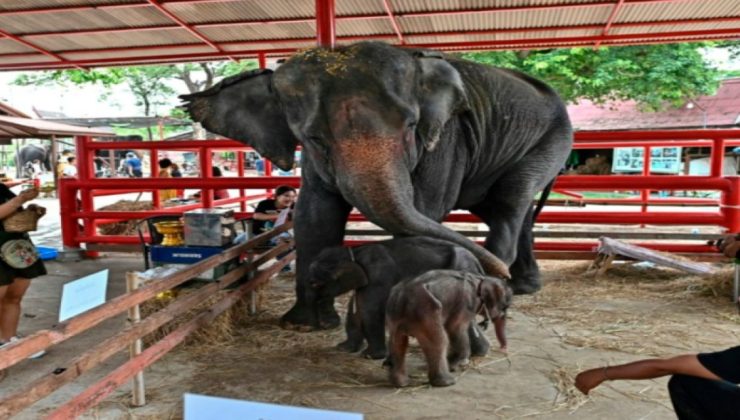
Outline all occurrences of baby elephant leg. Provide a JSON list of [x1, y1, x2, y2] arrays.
[[337, 295, 364, 352], [361, 294, 388, 360], [417, 317, 455, 387], [468, 322, 491, 357], [387, 324, 410, 387], [447, 321, 471, 372]]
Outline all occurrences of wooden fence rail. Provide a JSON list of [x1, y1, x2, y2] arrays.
[[0, 223, 293, 418]]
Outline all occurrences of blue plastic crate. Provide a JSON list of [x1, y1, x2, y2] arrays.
[[35, 246, 58, 261]]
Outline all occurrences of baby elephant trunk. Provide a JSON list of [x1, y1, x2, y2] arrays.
[[493, 316, 507, 351]]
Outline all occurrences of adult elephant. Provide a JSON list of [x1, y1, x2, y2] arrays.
[[16, 143, 51, 178], [181, 42, 572, 330]]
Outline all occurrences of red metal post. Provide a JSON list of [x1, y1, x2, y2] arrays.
[[722, 177, 740, 232], [237, 151, 246, 213], [315, 0, 336, 48], [199, 147, 214, 208], [258, 52, 266, 70], [710, 138, 726, 177], [76, 136, 97, 256], [59, 179, 79, 249], [641, 145, 651, 222], [151, 148, 161, 209]]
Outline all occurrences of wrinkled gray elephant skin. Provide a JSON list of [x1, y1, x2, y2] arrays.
[[386, 270, 512, 387], [180, 41, 573, 330], [309, 236, 490, 359]]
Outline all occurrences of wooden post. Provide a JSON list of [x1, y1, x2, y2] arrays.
[[126, 273, 146, 407]]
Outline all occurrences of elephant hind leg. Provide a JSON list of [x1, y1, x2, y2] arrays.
[[387, 324, 410, 387]]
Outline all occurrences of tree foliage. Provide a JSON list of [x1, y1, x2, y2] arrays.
[[463, 43, 722, 110], [13, 61, 256, 114]]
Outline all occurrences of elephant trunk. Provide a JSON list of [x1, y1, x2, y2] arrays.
[[493, 316, 507, 351], [333, 137, 510, 279]]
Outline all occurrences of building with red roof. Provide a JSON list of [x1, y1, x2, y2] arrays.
[[567, 78, 740, 131]]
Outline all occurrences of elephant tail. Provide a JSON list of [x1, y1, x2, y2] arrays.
[[532, 177, 555, 223]]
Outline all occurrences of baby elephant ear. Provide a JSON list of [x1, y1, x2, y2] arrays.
[[179, 69, 299, 171], [413, 50, 469, 152]]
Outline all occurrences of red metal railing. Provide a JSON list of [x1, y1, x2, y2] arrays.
[[60, 130, 740, 254]]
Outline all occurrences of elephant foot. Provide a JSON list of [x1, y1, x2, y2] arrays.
[[510, 261, 542, 295], [469, 324, 491, 357], [510, 281, 541, 295], [280, 302, 318, 331], [390, 372, 409, 388], [362, 347, 387, 360], [429, 372, 456, 387], [448, 357, 470, 372], [336, 339, 363, 353]]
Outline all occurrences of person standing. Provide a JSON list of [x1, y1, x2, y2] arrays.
[[0, 183, 47, 356], [124, 152, 143, 178], [157, 158, 176, 202]]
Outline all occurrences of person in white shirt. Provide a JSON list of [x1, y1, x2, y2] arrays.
[[62, 157, 77, 178]]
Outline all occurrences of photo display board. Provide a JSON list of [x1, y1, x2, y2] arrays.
[[612, 147, 682, 174]]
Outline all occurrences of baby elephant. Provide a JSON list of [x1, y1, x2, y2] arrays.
[[308, 236, 487, 359], [386, 270, 512, 387]]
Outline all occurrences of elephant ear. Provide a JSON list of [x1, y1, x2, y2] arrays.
[[179, 69, 298, 171], [413, 50, 469, 152]]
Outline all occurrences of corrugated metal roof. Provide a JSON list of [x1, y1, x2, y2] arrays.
[[0, 115, 114, 139], [0, 0, 737, 70]]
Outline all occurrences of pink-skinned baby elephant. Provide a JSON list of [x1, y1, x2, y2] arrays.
[[386, 270, 512, 387]]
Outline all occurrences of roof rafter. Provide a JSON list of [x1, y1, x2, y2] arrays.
[[381, 0, 404, 44], [595, 0, 627, 49], [3, 16, 738, 62], [144, 0, 237, 62], [1, 27, 737, 71], [0, 27, 85, 70]]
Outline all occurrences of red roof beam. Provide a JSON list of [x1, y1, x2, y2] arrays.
[[4, 32, 739, 73], [6, 17, 740, 61], [144, 0, 237, 62], [2, 28, 739, 72], [0, 27, 85, 70], [381, 0, 405, 44], [595, 0, 627, 49]]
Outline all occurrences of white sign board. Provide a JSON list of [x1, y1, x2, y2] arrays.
[[58, 269, 109, 322], [613, 147, 682, 174], [183, 394, 363, 420]]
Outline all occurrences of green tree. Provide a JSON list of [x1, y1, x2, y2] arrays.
[[463, 43, 721, 110], [13, 61, 257, 139]]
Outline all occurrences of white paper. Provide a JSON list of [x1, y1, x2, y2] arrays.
[[58, 269, 109, 322], [183, 394, 363, 420], [274, 207, 291, 227]]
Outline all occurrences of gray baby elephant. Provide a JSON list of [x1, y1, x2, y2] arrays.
[[308, 236, 489, 359], [386, 270, 512, 387]]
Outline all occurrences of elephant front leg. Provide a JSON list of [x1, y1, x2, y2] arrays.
[[360, 292, 390, 360], [280, 181, 351, 330], [447, 321, 471, 372], [337, 294, 364, 352]]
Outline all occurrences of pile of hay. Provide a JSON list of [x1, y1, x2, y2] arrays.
[[575, 155, 611, 175], [139, 283, 272, 349], [97, 200, 154, 235], [517, 261, 738, 356]]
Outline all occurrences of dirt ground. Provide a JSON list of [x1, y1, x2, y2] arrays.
[[5, 254, 738, 420]]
